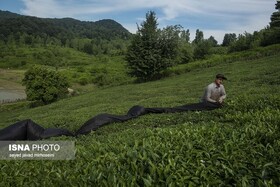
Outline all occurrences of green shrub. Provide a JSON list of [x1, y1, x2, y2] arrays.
[[193, 40, 212, 60], [22, 66, 70, 105], [93, 73, 112, 86], [77, 76, 89, 86]]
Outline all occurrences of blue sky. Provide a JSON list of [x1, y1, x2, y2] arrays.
[[0, 0, 276, 43]]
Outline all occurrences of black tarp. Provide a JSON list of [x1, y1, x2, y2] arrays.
[[0, 102, 221, 140]]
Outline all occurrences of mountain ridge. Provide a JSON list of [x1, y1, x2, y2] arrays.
[[0, 10, 132, 40]]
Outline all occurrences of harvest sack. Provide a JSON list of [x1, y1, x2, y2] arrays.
[[0, 102, 221, 140]]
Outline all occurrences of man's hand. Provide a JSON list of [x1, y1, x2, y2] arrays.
[[218, 98, 224, 104]]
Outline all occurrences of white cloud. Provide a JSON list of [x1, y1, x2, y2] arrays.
[[19, 0, 275, 43], [20, 0, 274, 19]]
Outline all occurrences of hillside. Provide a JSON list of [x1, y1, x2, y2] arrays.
[[0, 10, 132, 40], [0, 10, 133, 81], [0, 51, 279, 185], [0, 10, 21, 19]]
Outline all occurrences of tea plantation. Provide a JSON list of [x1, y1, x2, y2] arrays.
[[0, 50, 279, 186]]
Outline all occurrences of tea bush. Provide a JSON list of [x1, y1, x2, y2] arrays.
[[0, 51, 280, 186], [22, 65, 70, 105]]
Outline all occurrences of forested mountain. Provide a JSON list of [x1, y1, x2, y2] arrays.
[[0, 10, 21, 19], [0, 10, 131, 42], [0, 10, 133, 57]]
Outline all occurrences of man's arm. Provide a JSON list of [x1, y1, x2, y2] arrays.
[[218, 86, 226, 103]]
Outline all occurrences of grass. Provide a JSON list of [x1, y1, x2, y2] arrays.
[[0, 69, 25, 88], [0, 69, 26, 103], [0, 49, 280, 186], [1, 52, 278, 127], [0, 44, 133, 90]]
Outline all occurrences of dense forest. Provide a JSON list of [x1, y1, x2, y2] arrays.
[[0, 10, 131, 40], [0, 10, 132, 55]]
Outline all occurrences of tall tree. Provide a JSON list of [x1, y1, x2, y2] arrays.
[[207, 36, 218, 47], [193, 29, 204, 44], [222, 33, 237, 46], [177, 28, 193, 64], [126, 11, 178, 81], [262, 0, 280, 46], [194, 40, 211, 59], [270, 0, 280, 28], [181, 29, 190, 43], [126, 11, 161, 81], [159, 25, 182, 62]]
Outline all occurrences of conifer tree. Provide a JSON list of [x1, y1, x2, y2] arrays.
[[264, 0, 280, 45], [270, 0, 280, 28], [126, 11, 178, 81]]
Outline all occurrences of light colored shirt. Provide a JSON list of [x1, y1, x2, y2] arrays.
[[202, 82, 226, 103]]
